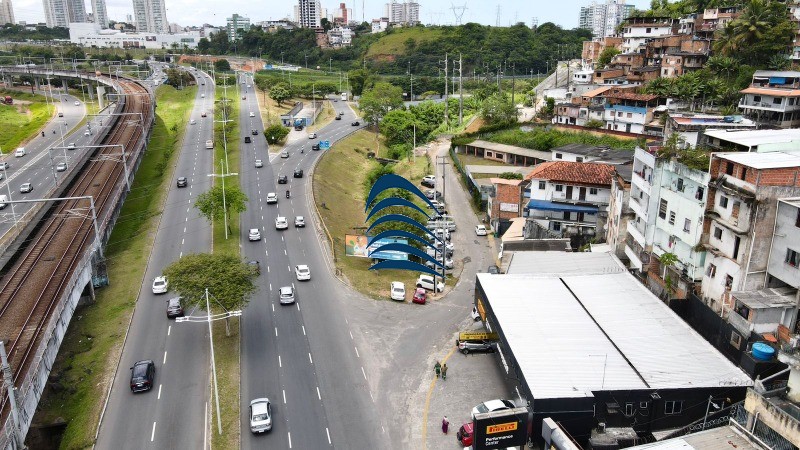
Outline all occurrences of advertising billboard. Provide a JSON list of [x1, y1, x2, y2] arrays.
[[344, 235, 408, 261], [473, 407, 529, 450]]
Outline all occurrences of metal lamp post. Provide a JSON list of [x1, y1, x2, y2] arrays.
[[208, 161, 238, 240]]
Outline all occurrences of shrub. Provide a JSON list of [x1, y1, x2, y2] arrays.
[[264, 123, 289, 144]]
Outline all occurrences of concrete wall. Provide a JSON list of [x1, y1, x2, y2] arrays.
[[744, 389, 800, 449], [768, 200, 800, 287]]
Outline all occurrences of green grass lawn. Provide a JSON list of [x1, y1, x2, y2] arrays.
[[0, 89, 54, 152], [366, 27, 445, 58], [31, 84, 197, 449], [211, 85, 241, 450], [313, 130, 442, 300]]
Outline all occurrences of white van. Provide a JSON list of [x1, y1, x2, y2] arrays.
[[0, 194, 8, 209], [14, 147, 25, 157], [205, 140, 213, 149]]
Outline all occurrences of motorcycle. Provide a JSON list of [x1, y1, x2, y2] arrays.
[[286, 190, 290, 199]]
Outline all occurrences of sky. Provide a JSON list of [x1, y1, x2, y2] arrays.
[[13, 0, 648, 30]]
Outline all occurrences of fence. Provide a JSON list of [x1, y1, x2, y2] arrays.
[[449, 146, 486, 211]]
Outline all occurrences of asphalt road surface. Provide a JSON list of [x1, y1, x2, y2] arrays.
[[95, 68, 216, 450]]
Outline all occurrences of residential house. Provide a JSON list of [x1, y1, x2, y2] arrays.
[[609, 52, 645, 75], [523, 161, 615, 247], [603, 91, 662, 134], [326, 26, 352, 47], [594, 67, 625, 84], [701, 128, 800, 153], [549, 143, 634, 165], [371, 17, 388, 33], [606, 168, 634, 263], [665, 113, 757, 148], [790, 2, 800, 63], [619, 16, 676, 54], [458, 139, 549, 167], [701, 152, 800, 312], [626, 147, 662, 275], [767, 198, 800, 290], [626, 66, 660, 84], [660, 52, 707, 78], [696, 7, 740, 38], [582, 36, 623, 66], [487, 178, 527, 236], [738, 70, 800, 129]]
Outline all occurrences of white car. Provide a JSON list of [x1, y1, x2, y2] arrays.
[[275, 216, 288, 230], [279, 286, 295, 304], [201, 94, 205, 98], [248, 228, 261, 241], [249, 398, 272, 433], [56, 162, 67, 172], [249, 112, 255, 117], [19, 183, 32, 193], [416, 274, 444, 293], [294, 216, 305, 227], [475, 225, 488, 236], [308, 132, 317, 139], [295, 264, 311, 281], [84, 130, 90, 136], [266, 192, 278, 204], [255, 159, 263, 168], [425, 258, 454, 270], [152, 276, 168, 294], [14, 148, 25, 157], [190, 119, 196, 125], [434, 240, 455, 253], [390, 281, 405, 301], [67, 142, 76, 149], [471, 399, 515, 419], [74, 100, 80, 106]]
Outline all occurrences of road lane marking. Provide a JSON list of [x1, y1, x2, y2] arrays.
[[283, 389, 286, 404], [355, 347, 360, 358], [272, 303, 274, 311], [151, 422, 156, 441], [157, 384, 162, 399], [317, 386, 321, 400], [302, 325, 306, 335], [288, 432, 292, 449], [361, 367, 367, 380], [267, 266, 270, 273], [167, 325, 171, 336], [308, 353, 313, 364], [163, 351, 167, 364], [278, 355, 282, 367], [326, 427, 331, 445], [349, 331, 353, 340], [284, 249, 287, 255], [275, 327, 278, 337], [296, 303, 300, 311]]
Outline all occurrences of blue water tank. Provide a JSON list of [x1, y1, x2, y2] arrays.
[[752, 342, 775, 361]]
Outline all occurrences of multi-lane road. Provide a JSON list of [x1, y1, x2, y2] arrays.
[[96, 67, 216, 449]]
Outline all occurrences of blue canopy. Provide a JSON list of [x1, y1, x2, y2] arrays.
[[526, 199, 599, 214]]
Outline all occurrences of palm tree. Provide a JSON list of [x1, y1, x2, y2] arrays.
[[706, 55, 738, 79], [767, 54, 791, 71], [713, 23, 739, 57]]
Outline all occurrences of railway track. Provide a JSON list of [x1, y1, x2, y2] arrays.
[[0, 77, 152, 424]]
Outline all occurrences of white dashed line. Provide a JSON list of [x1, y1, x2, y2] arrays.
[[150, 422, 157, 441], [163, 351, 167, 365], [278, 355, 282, 367], [302, 325, 306, 335], [355, 347, 360, 358], [157, 384, 162, 399], [282, 389, 286, 404], [167, 326, 171, 336], [361, 367, 367, 380], [317, 386, 321, 400], [275, 327, 278, 337]]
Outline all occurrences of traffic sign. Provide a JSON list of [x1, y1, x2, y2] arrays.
[[320, 140, 331, 150]]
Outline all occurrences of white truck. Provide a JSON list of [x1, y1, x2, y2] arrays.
[[206, 140, 213, 149]]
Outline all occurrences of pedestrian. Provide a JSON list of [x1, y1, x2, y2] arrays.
[[434, 361, 441, 378], [441, 363, 448, 381], [442, 416, 449, 434]]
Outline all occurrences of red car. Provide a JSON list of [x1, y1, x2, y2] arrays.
[[412, 288, 427, 304], [457, 423, 474, 446]]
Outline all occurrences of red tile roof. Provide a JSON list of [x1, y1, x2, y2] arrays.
[[524, 161, 615, 186]]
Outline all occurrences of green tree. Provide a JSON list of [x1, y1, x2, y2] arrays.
[[359, 82, 404, 127], [269, 83, 292, 105], [265, 123, 289, 144], [194, 184, 248, 226], [480, 94, 518, 124], [347, 69, 374, 96], [197, 38, 211, 54], [596, 47, 621, 68], [163, 253, 256, 335], [380, 109, 416, 146], [214, 58, 231, 72], [714, 0, 794, 66], [498, 172, 523, 180], [320, 18, 333, 32]]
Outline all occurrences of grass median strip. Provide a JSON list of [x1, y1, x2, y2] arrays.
[[0, 89, 55, 151], [31, 84, 196, 449]]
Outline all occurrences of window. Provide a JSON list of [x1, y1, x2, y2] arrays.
[[625, 403, 634, 416], [668, 235, 677, 248], [725, 275, 734, 289], [730, 332, 743, 349], [552, 222, 561, 231], [725, 162, 735, 175], [668, 211, 676, 225], [576, 157, 583, 162], [706, 263, 717, 278], [627, 112, 632, 118], [741, 168, 747, 181], [639, 401, 649, 409], [695, 186, 704, 200], [753, 95, 761, 102], [590, 188, 598, 195], [665, 401, 683, 415], [539, 181, 546, 190], [683, 218, 691, 233], [646, 27, 652, 33], [713, 227, 722, 240], [555, 153, 563, 159], [786, 249, 800, 267], [773, 97, 783, 104], [719, 196, 729, 208], [659, 199, 668, 219], [676, 178, 684, 192], [796, 209, 800, 228], [555, 184, 563, 192]]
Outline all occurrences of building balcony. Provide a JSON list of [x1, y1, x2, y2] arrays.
[[627, 220, 646, 247], [550, 192, 608, 206], [628, 195, 648, 222], [631, 171, 653, 196], [738, 99, 800, 113], [727, 309, 753, 336]]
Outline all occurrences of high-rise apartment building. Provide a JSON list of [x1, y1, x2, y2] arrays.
[[91, 0, 108, 28], [579, 0, 634, 39], [295, 0, 321, 28], [0, 0, 14, 25], [132, 0, 168, 33], [333, 2, 352, 25], [43, 0, 86, 27], [384, 0, 420, 26], [226, 14, 251, 41]]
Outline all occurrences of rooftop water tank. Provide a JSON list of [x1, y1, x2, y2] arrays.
[[752, 342, 775, 361]]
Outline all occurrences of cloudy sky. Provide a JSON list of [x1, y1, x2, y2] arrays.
[[13, 0, 647, 29]]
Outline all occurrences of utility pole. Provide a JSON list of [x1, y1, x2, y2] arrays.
[[444, 53, 448, 128], [511, 63, 516, 106], [436, 156, 449, 282], [458, 53, 463, 125]]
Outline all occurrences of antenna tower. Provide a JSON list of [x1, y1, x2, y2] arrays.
[[495, 4, 501, 27], [450, 3, 467, 25]]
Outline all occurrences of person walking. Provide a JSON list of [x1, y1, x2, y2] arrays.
[[434, 361, 441, 378], [442, 416, 449, 434], [441, 363, 448, 381]]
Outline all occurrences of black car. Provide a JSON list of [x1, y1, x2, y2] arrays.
[[335, 115, 342, 120], [176, 177, 188, 188], [130, 360, 155, 392], [244, 136, 252, 143], [293, 169, 303, 178], [251, 129, 258, 135], [294, 125, 303, 131], [278, 175, 288, 184], [166, 297, 183, 319], [312, 143, 320, 151], [351, 121, 360, 126]]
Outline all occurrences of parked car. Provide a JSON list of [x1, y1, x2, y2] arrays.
[[293, 169, 303, 178], [279, 286, 295, 304], [390, 281, 405, 301], [275, 216, 288, 230], [425, 189, 441, 199], [457, 423, 474, 447], [278, 175, 288, 184], [457, 339, 495, 354], [471, 399, 515, 419], [19, 183, 32, 193], [294, 216, 305, 227], [425, 258, 454, 270], [266, 192, 278, 204], [129, 360, 155, 393], [416, 274, 444, 292], [249, 398, 273, 433], [152, 276, 168, 294], [421, 175, 436, 188], [412, 288, 427, 304], [166, 297, 184, 319], [433, 228, 451, 241], [475, 225, 488, 236], [248, 228, 261, 241], [471, 306, 481, 321], [295, 264, 311, 281], [176, 177, 188, 187]]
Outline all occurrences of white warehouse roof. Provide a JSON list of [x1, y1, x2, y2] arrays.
[[477, 253, 753, 400]]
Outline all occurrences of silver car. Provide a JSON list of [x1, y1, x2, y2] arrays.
[[249, 398, 272, 433], [279, 286, 295, 304]]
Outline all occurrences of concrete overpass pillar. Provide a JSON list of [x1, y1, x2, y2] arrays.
[[34, 76, 40, 91]]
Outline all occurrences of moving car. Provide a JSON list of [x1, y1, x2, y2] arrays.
[[201, 111, 207, 117], [249, 112, 255, 117], [475, 225, 488, 236], [248, 228, 261, 241], [421, 175, 436, 187], [67, 142, 76, 149], [14, 148, 25, 157], [249, 398, 273, 433], [74, 100, 80, 106], [293, 169, 303, 178], [294, 216, 305, 227], [201, 94, 205, 98], [280, 151, 289, 158], [412, 288, 427, 305], [351, 121, 360, 126], [152, 276, 168, 294], [416, 274, 444, 292], [190, 119, 196, 125], [457, 339, 495, 354], [471, 399, 515, 419], [129, 360, 155, 393], [255, 160, 263, 168], [166, 297, 183, 319], [244, 136, 251, 143], [335, 115, 341, 120], [275, 216, 288, 230], [311, 143, 320, 151], [266, 193, 278, 204], [308, 132, 317, 139], [56, 162, 67, 172], [176, 176, 188, 187], [58, 111, 64, 117], [278, 175, 288, 184], [0, 162, 9, 170], [242, 95, 246, 100], [251, 129, 258, 135], [390, 281, 405, 301], [19, 183, 32, 193], [279, 286, 295, 304], [84, 130, 90, 136], [295, 264, 311, 281]]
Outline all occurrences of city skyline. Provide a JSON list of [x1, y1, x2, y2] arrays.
[[10, 0, 647, 30]]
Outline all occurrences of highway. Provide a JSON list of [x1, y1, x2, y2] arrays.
[[237, 72, 386, 449], [95, 66, 215, 449]]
